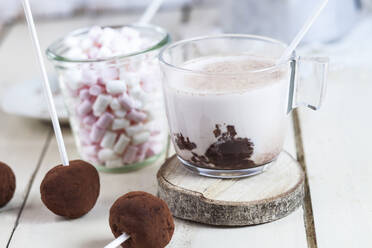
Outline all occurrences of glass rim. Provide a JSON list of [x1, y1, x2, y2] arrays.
[[46, 24, 170, 64], [159, 34, 294, 76]]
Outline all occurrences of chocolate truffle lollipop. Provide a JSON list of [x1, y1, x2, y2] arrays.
[[40, 160, 99, 218], [21, 0, 100, 219], [0, 162, 16, 207], [109, 191, 175, 248]]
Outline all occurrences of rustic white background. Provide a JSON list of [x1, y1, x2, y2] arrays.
[[0, 0, 191, 23]]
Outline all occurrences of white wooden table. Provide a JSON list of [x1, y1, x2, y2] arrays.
[[0, 5, 370, 248]]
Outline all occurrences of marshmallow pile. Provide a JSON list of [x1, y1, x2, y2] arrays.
[[59, 26, 166, 168], [64, 26, 154, 60]]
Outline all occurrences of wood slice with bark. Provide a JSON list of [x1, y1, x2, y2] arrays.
[[157, 151, 304, 226]]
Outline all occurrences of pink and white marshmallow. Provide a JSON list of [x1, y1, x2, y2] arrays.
[[60, 25, 166, 168]]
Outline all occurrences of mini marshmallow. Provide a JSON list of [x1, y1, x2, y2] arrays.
[[100, 131, 117, 148], [97, 46, 113, 58], [141, 74, 155, 92], [65, 47, 87, 60], [63, 69, 83, 90], [96, 112, 114, 129], [146, 148, 155, 157], [118, 94, 135, 111], [123, 146, 139, 164], [80, 130, 92, 145], [99, 28, 117, 46], [88, 26, 103, 41], [82, 69, 98, 85], [132, 131, 151, 145], [111, 37, 129, 53], [143, 102, 163, 112], [119, 71, 140, 88], [149, 132, 167, 143], [101, 67, 118, 82], [125, 124, 144, 137], [113, 134, 130, 154], [112, 118, 130, 130], [98, 148, 119, 161], [77, 100, 92, 116], [106, 80, 127, 94], [137, 142, 150, 162], [147, 142, 163, 156], [120, 27, 140, 39], [90, 125, 105, 142], [145, 106, 165, 121], [80, 38, 94, 51], [93, 94, 112, 116], [134, 99, 143, 109], [105, 159, 123, 168], [82, 145, 99, 156], [79, 89, 90, 100], [110, 98, 121, 110], [88, 46, 99, 59], [114, 110, 127, 118], [143, 120, 161, 132], [89, 85, 103, 96], [130, 87, 149, 104], [83, 115, 97, 126], [128, 85, 142, 96], [126, 110, 147, 123]]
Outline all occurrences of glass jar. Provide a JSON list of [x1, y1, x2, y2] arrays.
[[47, 24, 170, 173]]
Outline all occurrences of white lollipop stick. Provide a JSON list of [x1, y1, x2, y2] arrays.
[[21, 0, 69, 166], [104, 233, 130, 248], [105, 2, 165, 246], [277, 0, 329, 64], [138, 0, 164, 24]]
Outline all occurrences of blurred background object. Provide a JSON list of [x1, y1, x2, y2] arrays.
[[220, 0, 362, 44], [0, 0, 191, 25], [0, 75, 69, 123]]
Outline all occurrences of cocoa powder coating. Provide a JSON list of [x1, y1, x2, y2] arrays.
[[109, 191, 175, 248], [40, 160, 100, 219], [0, 162, 16, 207]]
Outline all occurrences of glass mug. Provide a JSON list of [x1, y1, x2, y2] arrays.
[[47, 25, 170, 173], [159, 34, 328, 178]]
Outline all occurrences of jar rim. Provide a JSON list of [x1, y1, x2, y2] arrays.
[[46, 24, 170, 64]]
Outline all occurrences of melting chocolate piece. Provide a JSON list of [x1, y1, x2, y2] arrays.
[[177, 125, 256, 169], [213, 124, 221, 138], [205, 137, 254, 169], [226, 125, 237, 138], [174, 133, 196, 150]]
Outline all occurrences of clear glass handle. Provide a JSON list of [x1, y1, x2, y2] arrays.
[[287, 56, 329, 113]]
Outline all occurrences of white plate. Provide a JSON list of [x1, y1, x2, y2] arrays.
[[1, 76, 69, 123]]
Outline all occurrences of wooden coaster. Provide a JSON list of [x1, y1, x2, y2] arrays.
[[157, 151, 304, 226]]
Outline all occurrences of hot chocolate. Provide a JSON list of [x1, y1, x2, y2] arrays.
[[163, 55, 290, 170]]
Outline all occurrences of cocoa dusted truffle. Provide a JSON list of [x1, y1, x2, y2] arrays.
[[0, 162, 16, 207], [109, 191, 175, 248], [40, 160, 100, 219]]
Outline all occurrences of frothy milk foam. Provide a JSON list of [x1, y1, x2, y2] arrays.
[[164, 55, 290, 169]]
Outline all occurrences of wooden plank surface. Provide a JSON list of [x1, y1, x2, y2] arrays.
[[0, 22, 52, 248], [298, 67, 372, 247], [8, 128, 168, 248], [2, 6, 309, 248]]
